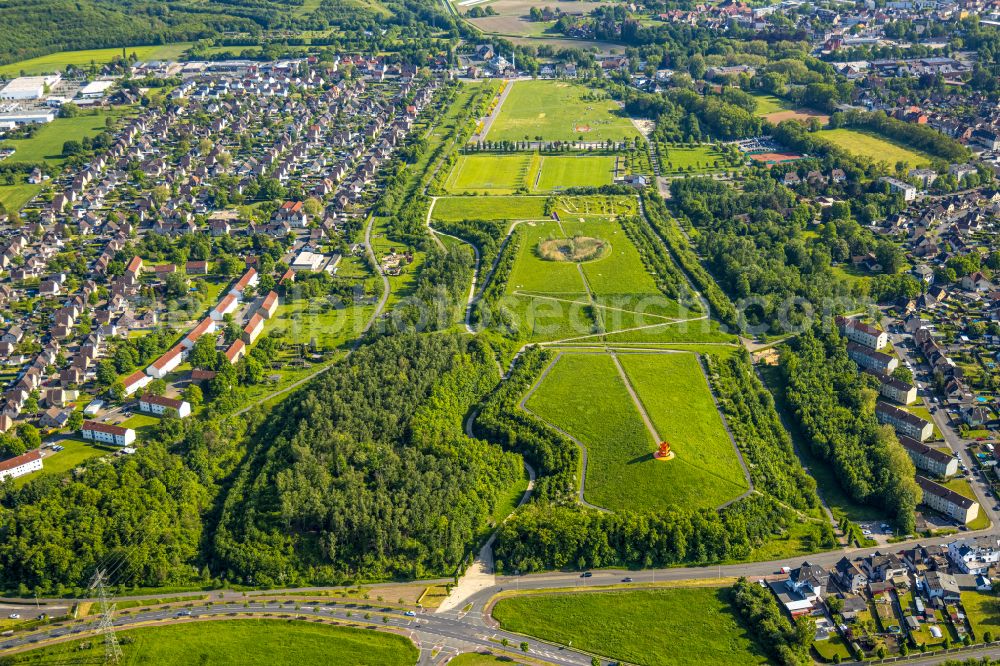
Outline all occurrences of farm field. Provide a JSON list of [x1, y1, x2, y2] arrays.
[[7, 620, 418, 665], [533, 154, 617, 190], [492, 586, 769, 666], [486, 80, 640, 143], [820, 128, 930, 167], [617, 352, 750, 505], [525, 352, 742, 511], [0, 44, 192, 76], [431, 195, 547, 221], [460, 0, 616, 37], [445, 153, 537, 193]]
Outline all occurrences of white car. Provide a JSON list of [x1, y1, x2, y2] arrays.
[[862, 529, 873, 536], [8, 613, 19, 619]]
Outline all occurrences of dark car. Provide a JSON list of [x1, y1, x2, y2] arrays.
[[580, 571, 593, 578], [622, 577, 633, 583]]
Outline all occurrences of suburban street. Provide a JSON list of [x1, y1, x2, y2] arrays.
[[883, 318, 1000, 529]]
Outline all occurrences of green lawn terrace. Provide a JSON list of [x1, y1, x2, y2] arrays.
[[524, 351, 749, 512], [494, 199, 729, 344], [485, 79, 641, 143]]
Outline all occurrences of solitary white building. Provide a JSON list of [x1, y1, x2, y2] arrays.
[[0, 450, 42, 481], [81, 421, 135, 447], [138, 394, 191, 419]]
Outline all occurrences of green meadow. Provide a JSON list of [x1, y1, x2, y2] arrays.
[[487, 80, 640, 143], [526, 352, 744, 511], [0, 44, 192, 76], [431, 196, 547, 221], [492, 587, 769, 666], [7, 620, 418, 665], [819, 128, 931, 167], [617, 352, 749, 505]]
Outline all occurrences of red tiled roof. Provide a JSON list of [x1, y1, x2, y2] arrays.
[[123, 370, 148, 388], [232, 268, 257, 291], [150, 345, 184, 370], [140, 394, 183, 409], [0, 449, 41, 473], [186, 317, 215, 342], [82, 420, 129, 436]]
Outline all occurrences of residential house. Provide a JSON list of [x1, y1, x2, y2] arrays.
[[876, 403, 934, 441], [917, 475, 980, 524], [81, 421, 136, 447], [138, 394, 191, 418]]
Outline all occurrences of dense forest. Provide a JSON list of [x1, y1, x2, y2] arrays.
[[669, 176, 854, 334], [212, 333, 523, 585], [0, 0, 458, 66], [780, 322, 921, 532]]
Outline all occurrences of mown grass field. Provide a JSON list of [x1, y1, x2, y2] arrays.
[[820, 128, 930, 167], [525, 353, 654, 512], [445, 154, 536, 193], [618, 352, 749, 505], [660, 144, 732, 175], [961, 590, 1000, 640], [534, 155, 617, 190], [431, 195, 547, 221], [7, 620, 418, 665], [447, 153, 622, 193], [492, 587, 769, 666], [0, 44, 191, 76], [487, 80, 640, 143], [751, 93, 791, 116], [527, 352, 733, 511]]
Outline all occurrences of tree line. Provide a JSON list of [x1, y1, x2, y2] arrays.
[[780, 322, 921, 532]]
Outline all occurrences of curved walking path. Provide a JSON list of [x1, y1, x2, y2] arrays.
[[232, 213, 391, 417], [517, 351, 609, 513]]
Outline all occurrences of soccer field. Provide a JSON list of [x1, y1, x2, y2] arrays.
[[444, 153, 536, 193], [487, 80, 641, 143], [533, 155, 617, 190]]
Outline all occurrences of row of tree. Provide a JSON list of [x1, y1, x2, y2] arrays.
[[780, 323, 921, 532]]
